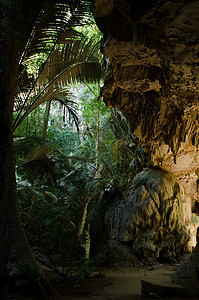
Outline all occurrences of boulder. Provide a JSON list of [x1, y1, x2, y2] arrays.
[[97, 168, 198, 264]]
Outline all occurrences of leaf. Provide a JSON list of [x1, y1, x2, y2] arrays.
[[16, 280, 27, 287], [24, 264, 40, 281], [18, 145, 57, 184], [44, 191, 58, 202], [14, 0, 97, 130], [14, 36, 104, 130], [14, 87, 79, 129]]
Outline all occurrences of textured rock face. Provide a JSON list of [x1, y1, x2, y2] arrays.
[[93, 1, 199, 285], [97, 168, 198, 264], [172, 243, 199, 297], [94, 0, 199, 175]]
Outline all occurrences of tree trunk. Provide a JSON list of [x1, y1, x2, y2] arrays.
[[0, 0, 36, 280], [95, 102, 100, 170], [41, 100, 51, 142], [95, 83, 101, 172]]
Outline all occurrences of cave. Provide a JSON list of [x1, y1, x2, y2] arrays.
[[1, 0, 199, 298], [92, 0, 199, 297]]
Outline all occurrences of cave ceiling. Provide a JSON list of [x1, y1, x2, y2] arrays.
[[94, 0, 199, 175]]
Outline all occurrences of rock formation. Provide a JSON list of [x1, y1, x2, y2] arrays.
[[94, 168, 197, 265], [93, 0, 199, 294], [94, 0, 199, 175]]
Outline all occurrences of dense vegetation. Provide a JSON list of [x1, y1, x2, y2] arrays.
[[0, 2, 145, 295], [14, 84, 142, 278], [13, 16, 144, 280]]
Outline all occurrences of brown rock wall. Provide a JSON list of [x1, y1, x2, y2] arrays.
[[94, 0, 199, 174], [93, 1, 199, 284]]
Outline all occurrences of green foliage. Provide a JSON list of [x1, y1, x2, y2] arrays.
[[63, 258, 95, 280], [15, 264, 41, 289], [13, 3, 144, 278], [24, 264, 41, 281], [79, 84, 110, 127], [17, 173, 100, 272], [15, 93, 144, 278], [75, 21, 102, 40], [26, 53, 48, 76], [47, 127, 81, 155], [14, 105, 45, 138], [14, 26, 104, 130]]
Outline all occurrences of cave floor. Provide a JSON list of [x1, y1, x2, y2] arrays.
[[59, 264, 181, 300], [13, 259, 189, 300]]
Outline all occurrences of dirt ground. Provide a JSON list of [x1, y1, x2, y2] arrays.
[[11, 261, 188, 300], [61, 263, 185, 300]]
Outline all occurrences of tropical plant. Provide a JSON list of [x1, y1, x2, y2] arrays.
[[15, 100, 147, 282], [14, 1, 103, 131], [0, 0, 105, 286], [16, 158, 102, 274], [12, 1, 145, 285]]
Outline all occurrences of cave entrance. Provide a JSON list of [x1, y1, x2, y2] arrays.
[[11, 1, 199, 298], [14, 0, 199, 271]]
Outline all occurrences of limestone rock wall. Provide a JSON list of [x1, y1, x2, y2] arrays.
[[93, 1, 199, 280], [94, 0, 199, 175], [94, 168, 198, 265]]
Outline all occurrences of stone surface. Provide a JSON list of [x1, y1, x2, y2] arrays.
[[94, 0, 199, 175], [93, 0, 199, 289], [141, 279, 188, 298], [95, 168, 198, 265], [172, 260, 199, 297]]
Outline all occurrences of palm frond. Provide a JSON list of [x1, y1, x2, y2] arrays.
[[14, 136, 45, 162], [14, 0, 93, 127], [33, 38, 103, 88], [14, 37, 104, 130], [21, 0, 92, 64], [18, 145, 58, 184], [14, 87, 78, 129]]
